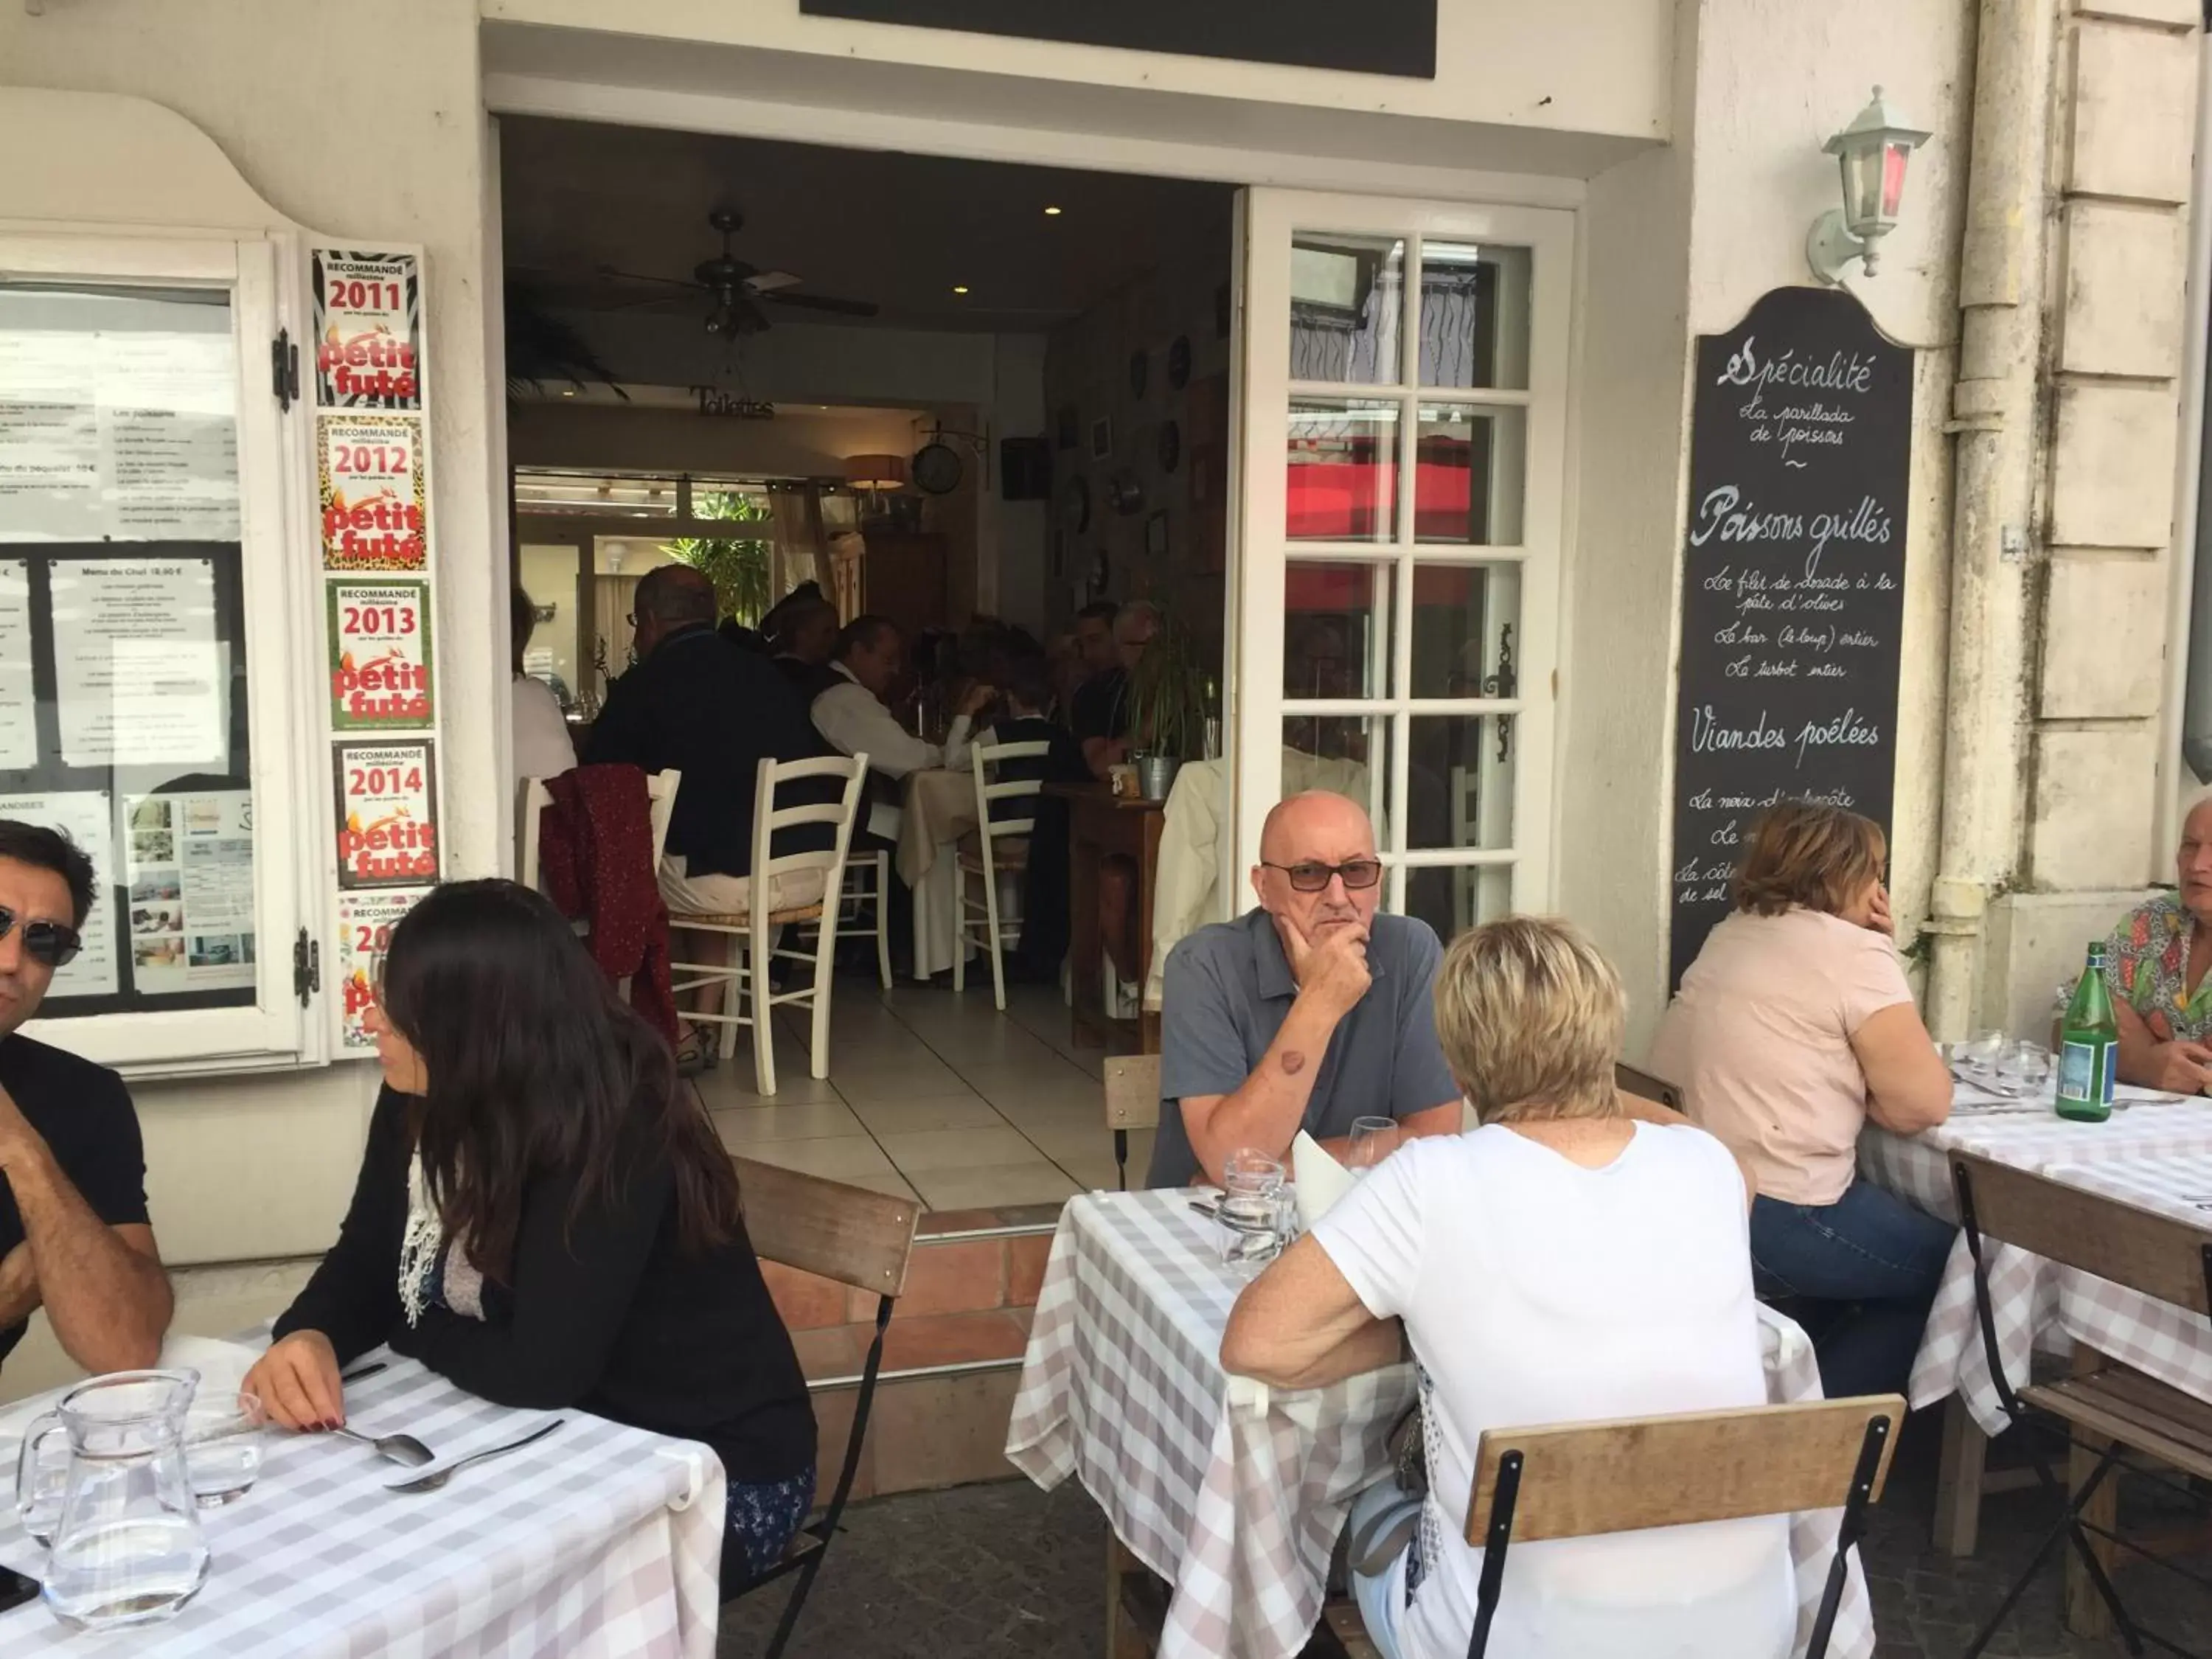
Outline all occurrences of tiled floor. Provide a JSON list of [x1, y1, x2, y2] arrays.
[[698, 975, 1152, 1210]]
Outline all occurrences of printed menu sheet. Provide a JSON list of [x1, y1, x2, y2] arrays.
[[335, 888, 425, 1050], [0, 561, 31, 770], [49, 557, 226, 769], [122, 790, 255, 995], [0, 285, 240, 543], [334, 740, 437, 888], [0, 790, 116, 997]]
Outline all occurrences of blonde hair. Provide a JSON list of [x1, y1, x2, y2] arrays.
[[1433, 916, 1625, 1124], [1731, 800, 1885, 918]]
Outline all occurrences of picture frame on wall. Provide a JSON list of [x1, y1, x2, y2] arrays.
[[1089, 416, 1113, 461], [1145, 510, 1169, 560]]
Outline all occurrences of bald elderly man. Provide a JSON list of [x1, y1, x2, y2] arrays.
[[1147, 793, 1462, 1188]]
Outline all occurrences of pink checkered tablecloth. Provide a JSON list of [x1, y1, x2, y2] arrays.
[[0, 1344, 726, 1657], [1005, 1188, 1872, 1659], [1859, 1091, 2212, 1435]]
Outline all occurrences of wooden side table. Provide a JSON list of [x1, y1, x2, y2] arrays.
[[1050, 782, 1164, 1054]]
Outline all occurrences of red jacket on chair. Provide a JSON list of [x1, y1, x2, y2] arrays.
[[538, 764, 679, 1047]]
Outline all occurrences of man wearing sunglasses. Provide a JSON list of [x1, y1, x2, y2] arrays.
[[1148, 793, 1463, 1188], [0, 821, 172, 1374]]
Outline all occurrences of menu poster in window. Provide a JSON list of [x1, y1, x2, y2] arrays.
[[311, 251, 421, 410], [0, 790, 118, 996], [0, 285, 241, 543], [50, 557, 227, 769], [334, 740, 437, 888], [1668, 287, 1911, 988], [327, 580, 432, 730], [0, 560, 31, 769], [122, 790, 255, 994], [319, 414, 427, 571], [335, 887, 424, 1050]]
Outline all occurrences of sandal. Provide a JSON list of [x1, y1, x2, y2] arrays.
[[674, 1023, 717, 1077]]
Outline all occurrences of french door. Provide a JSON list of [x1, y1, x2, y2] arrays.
[[1228, 189, 1573, 939]]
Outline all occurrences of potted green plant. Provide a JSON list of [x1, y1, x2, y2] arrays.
[[1125, 612, 1210, 800]]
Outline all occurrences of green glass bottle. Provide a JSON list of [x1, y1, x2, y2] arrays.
[[2055, 942, 2119, 1122]]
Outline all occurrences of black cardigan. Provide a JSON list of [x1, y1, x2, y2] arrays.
[[274, 1086, 815, 1485]]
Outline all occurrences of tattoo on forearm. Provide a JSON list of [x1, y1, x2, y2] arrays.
[[1280, 1050, 1307, 1075]]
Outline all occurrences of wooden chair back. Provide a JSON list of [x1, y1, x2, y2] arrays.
[[1468, 1395, 1903, 1543], [1952, 1153, 2212, 1315], [748, 752, 867, 916], [1613, 1060, 1684, 1113], [732, 1153, 920, 1300], [1105, 1054, 1162, 1132]]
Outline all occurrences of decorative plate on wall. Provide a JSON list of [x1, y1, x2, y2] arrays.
[[1167, 335, 1192, 391], [1128, 349, 1148, 398], [1156, 419, 1181, 474]]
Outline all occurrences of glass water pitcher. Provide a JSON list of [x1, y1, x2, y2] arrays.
[[13, 1369, 210, 1630]]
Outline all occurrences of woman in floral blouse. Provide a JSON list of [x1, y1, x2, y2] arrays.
[[2104, 796, 2212, 1093]]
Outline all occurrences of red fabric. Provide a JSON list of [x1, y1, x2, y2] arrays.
[[538, 764, 678, 1047]]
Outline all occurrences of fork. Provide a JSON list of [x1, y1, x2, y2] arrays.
[[385, 1419, 563, 1493]]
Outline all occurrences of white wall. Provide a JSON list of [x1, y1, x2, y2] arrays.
[[0, 0, 502, 1382], [510, 400, 923, 477], [1562, 0, 1978, 1048]]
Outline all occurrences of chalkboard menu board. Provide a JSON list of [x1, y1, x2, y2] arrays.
[[1669, 287, 1912, 987]]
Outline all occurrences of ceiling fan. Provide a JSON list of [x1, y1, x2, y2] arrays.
[[596, 208, 879, 335]]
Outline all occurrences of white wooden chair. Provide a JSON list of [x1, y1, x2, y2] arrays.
[[518, 770, 681, 1003], [953, 739, 1050, 1010], [667, 754, 865, 1096], [831, 849, 894, 990]]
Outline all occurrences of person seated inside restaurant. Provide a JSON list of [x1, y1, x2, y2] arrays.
[[1071, 599, 1158, 781], [967, 651, 1091, 982], [1148, 792, 1463, 1187], [767, 591, 843, 706], [0, 821, 174, 1375], [510, 585, 575, 787], [1222, 916, 1793, 1659], [583, 564, 828, 1066], [246, 880, 817, 1582], [812, 614, 991, 827], [1652, 799, 1953, 1399], [2103, 793, 2212, 1092]]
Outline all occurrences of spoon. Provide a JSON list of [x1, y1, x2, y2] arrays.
[[386, 1419, 563, 1494], [330, 1422, 436, 1467]]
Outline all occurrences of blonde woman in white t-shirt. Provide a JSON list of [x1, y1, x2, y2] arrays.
[[1222, 917, 1792, 1659]]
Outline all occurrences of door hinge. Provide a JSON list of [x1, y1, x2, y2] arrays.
[[292, 928, 320, 1006], [1481, 623, 1518, 762], [271, 328, 300, 411]]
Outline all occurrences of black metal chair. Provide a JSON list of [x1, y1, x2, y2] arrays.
[[1613, 1060, 1685, 1113], [721, 1155, 920, 1658]]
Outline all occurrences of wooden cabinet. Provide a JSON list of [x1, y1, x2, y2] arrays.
[[860, 531, 949, 630]]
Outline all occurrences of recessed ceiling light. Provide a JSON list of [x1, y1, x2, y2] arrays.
[[562, 389, 575, 397], [952, 285, 970, 295], [1044, 206, 1062, 216]]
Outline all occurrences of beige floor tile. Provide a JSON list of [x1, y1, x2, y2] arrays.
[[711, 1102, 863, 1147], [875, 1124, 1046, 1174], [842, 1170, 922, 1205], [832, 1065, 968, 1103], [969, 1072, 1107, 1116], [1015, 1118, 1132, 1166], [1048, 1149, 1125, 1193], [741, 1135, 894, 1180], [692, 1068, 844, 1107], [846, 1096, 1010, 1135], [990, 1096, 1106, 1136], [908, 1162, 1079, 1211]]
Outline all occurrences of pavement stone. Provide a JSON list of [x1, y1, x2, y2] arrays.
[[717, 1408, 2212, 1658]]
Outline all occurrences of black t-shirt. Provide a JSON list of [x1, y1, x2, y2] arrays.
[[1070, 668, 1129, 744], [0, 1034, 150, 1362]]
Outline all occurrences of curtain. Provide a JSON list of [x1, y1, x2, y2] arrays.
[[768, 483, 830, 597]]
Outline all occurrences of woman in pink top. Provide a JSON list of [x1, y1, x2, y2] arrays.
[[1650, 801, 1953, 1397]]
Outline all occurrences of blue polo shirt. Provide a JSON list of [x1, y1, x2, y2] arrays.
[[1146, 908, 1461, 1188]]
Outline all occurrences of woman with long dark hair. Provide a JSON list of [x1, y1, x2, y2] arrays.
[[245, 880, 816, 1576]]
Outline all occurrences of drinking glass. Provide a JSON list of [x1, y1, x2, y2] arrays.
[[1951, 1029, 2006, 1087], [1346, 1116, 1400, 1172], [1220, 1150, 1286, 1274], [182, 1388, 265, 1507], [1997, 1040, 2052, 1099]]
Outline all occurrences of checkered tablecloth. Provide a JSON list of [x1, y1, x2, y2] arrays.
[[2044, 1153, 2212, 1223], [0, 1343, 726, 1657], [1859, 1093, 2212, 1436], [1005, 1189, 1872, 1659]]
